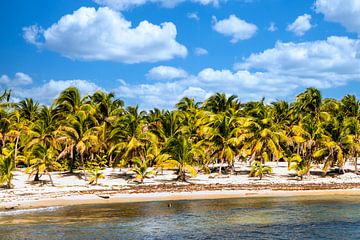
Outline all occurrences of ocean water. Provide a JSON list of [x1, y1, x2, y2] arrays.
[[0, 195, 360, 239]]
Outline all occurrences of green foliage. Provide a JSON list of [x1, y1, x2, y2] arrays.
[[249, 161, 272, 180], [289, 154, 313, 180], [130, 158, 155, 184], [88, 168, 105, 185], [0, 86, 360, 188], [0, 146, 14, 188]]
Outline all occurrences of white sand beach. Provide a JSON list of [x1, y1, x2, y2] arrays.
[[1, 162, 360, 210]]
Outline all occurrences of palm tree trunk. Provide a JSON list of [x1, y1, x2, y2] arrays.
[[14, 135, 19, 169], [355, 152, 358, 173], [218, 158, 224, 175], [46, 170, 54, 186], [81, 153, 87, 181], [180, 169, 186, 181], [34, 170, 40, 181], [109, 154, 113, 167], [70, 146, 74, 173]]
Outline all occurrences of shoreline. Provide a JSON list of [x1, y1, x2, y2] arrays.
[[2, 184, 360, 211]]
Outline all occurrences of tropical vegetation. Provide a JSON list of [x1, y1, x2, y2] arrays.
[[0, 87, 359, 188]]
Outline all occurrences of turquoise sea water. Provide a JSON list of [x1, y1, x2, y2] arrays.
[[0, 195, 360, 239]]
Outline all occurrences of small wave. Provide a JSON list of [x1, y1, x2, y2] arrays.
[[0, 206, 63, 216]]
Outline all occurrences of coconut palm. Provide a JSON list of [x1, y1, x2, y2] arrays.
[[249, 161, 272, 180], [0, 146, 14, 188], [159, 136, 200, 181], [131, 158, 155, 183], [58, 110, 99, 180], [204, 93, 240, 113], [289, 154, 313, 180], [25, 144, 60, 185], [240, 100, 287, 165], [88, 168, 105, 185], [206, 110, 241, 174]]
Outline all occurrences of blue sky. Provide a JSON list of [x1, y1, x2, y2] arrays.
[[1, 0, 360, 109]]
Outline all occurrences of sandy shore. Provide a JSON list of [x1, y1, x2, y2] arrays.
[[2, 188, 360, 211], [1, 162, 360, 211]]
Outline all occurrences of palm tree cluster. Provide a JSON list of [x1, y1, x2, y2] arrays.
[[0, 87, 359, 188]]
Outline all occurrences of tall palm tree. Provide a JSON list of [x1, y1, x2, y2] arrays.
[[241, 101, 287, 165], [206, 109, 241, 174], [58, 110, 99, 180], [204, 93, 240, 113], [16, 98, 40, 123]]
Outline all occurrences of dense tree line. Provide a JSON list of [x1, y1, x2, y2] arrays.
[[0, 87, 359, 187]]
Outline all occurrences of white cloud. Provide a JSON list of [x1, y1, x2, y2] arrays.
[[315, 0, 360, 35], [194, 47, 208, 56], [287, 14, 313, 36], [23, 7, 187, 64], [116, 36, 360, 109], [236, 36, 360, 87], [187, 12, 200, 21], [0, 72, 33, 86], [93, 0, 221, 10], [268, 22, 277, 32], [14, 79, 103, 104], [212, 15, 257, 43], [147, 66, 188, 80], [116, 68, 298, 109]]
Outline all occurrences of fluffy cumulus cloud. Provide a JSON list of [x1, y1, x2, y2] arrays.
[[23, 7, 187, 64], [287, 14, 313, 36], [17, 79, 103, 103], [0, 73, 103, 104], [146, 66, 188, 80], [236, 36, 360, 87], [315, 0, 360, 35], [0, 72, 33, 86], [212, 15, 257, 43], [116, 36, 360, 109], [93, 0, 221, 10], [116, 68, 297, 109]]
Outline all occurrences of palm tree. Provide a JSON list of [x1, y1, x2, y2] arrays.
[[55, 87, 83, 115], [159, 136, 199, 181], [58, 110, 99, 180], [131, 159, 155, 183], [241, 100, 287, 165], [249, 161, 272, 180], [25, 144, 60, 185], [16, 98, 40, 123], [203, 93, 240, 113], [341, 95, 360, 172], [0, 145, 14, 188], [289, 154, 313, 180], [176, 97, 201, 111], [88, 168, 105, 185], [206, 110, 241, 174]]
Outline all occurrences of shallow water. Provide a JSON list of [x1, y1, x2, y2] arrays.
[[1, 195, 360, 239]]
